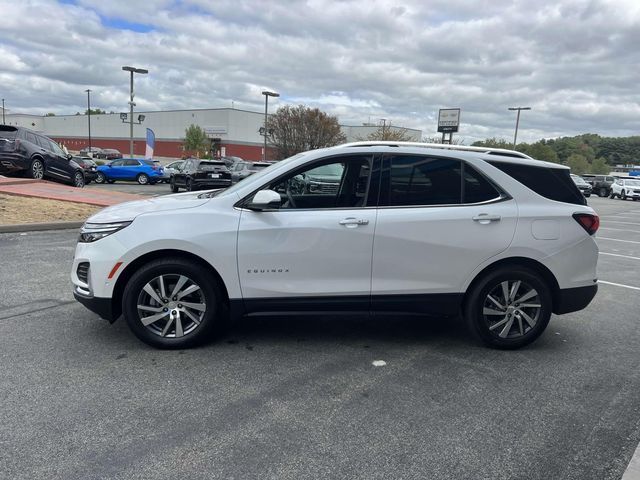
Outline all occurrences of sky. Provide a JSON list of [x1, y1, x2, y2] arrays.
[[1, 0, 639, 144]]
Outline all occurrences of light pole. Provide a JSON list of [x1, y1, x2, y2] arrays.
[[508, 106, 531, 148], [2, 98, 5, 125], [122, 66, 148, 158], [85, 89, 92, 154], [261, 90, 279, 161]]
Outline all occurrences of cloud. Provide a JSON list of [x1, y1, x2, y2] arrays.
[[0, 0, 638, 143]]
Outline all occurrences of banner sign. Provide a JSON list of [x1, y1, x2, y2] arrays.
[[437, 108, 461, 133], [145, 128, 155, 159]]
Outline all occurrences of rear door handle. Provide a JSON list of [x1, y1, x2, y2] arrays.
[[339, 217, 369, 227], [472, 214, 501, 224]]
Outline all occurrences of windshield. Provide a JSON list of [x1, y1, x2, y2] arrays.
[[571, 175, 587, 185], [217, 153, 308, 198]]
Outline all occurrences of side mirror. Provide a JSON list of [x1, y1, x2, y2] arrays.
[[246, 189, 281, 211], [67, 154, 73, 160]]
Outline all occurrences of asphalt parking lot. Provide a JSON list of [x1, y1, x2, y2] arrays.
[[1, 196, 639, 480]]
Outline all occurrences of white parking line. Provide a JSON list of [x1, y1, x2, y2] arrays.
[[600, 227, 640, 233], [622, 441, 640, 480], [600, 252, 640, 261], [604, 221, 640, 226], [598, 237, 640, 245], [599, 280, 640, 291]]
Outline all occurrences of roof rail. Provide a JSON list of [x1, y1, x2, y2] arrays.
[[338, 141, 532, 159]]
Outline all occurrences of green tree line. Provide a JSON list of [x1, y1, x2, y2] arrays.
[[472, 134, 640, 174]]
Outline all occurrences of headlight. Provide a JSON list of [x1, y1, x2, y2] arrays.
[[79, 221, 132, 243]]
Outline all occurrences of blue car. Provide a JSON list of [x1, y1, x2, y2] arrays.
[[95, 158, 164, 185]]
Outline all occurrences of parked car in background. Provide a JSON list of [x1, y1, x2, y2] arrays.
[[221, 156, 244, 168], [95, 149, 123, 160], [231, 161, 272, 183], [95, 158, 164, 185], [289, 162, 343, 194], [159, 160, 185, 183], [79, 146, 103, 158], [581, 174, 615, 197], [72, 141, 598, 350], [571, 174, 592, 197], [73, 156, 98, 184], [610, 177, 640, 200], [0, 125, 85, 187], [170, 159, 231, 192]]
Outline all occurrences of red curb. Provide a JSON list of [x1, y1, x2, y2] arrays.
[[0, 181, 144, 207]]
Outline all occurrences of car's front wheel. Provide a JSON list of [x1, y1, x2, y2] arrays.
[[95, 172, 106, 184], [464, 266, 552, 349], [122, 258, 225, 348], [170, 178, 179, 193], [621, 190, 627, 200], [73, 171, 85, 188]]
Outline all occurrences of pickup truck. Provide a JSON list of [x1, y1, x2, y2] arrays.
[[581, 174, 615, 197]]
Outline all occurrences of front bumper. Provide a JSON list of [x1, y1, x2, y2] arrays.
[[74, 288, 117, 323], [553, 284, 598, 314]]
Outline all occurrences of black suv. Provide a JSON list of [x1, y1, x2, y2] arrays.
[[0, 126, 85, 187], [170, 159, 231, 192]]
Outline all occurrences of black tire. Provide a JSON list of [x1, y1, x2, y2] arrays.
[[170, 178, 179, 193], [95, 172, 106, 184], [30, 158, 45, 180], [609, 192, 616, 199], [584, 194, 590, 198], [186, 178, 193, 191], [122, 257, 226, 349], [73, 170, 85, 188], [621, 190, 627, 200], [107, 179, 116, 184], [464, 266, 553, 350], [598, 187, 608, 197], [137, 173, 149, 185]]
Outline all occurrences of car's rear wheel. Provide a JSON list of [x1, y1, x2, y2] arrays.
[[186, 178, 193, 191], [95, 172, 106, 184], [122, 258, 226, 349], [137, 173, 149, 185], [464, 267, 552, 349], [30, 158, 44, 180], [73, 171, 85, 188]]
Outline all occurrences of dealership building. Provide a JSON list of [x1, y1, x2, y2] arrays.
[[3, 108, 422, 161]]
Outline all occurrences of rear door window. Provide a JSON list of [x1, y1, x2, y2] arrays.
[[488, 161, 585, 205], [124, 160, 139, 166], [36, 136, 50, 150], [25, 132, 38, 145], [463, 164, 502, 203], [380, 155, 462, 206]]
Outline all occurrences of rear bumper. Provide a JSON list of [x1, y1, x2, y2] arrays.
[[0, 154, 29, 173], [74, 288, 117, 323], [193, 179, 232, 189], [553, 284, 598, 314]]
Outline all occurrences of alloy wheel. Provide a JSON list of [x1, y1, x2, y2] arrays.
[[482, 280, 541, 339], [74, 172, 85, 188], [136, 274, 206, 338], [32, 160, 44, 179]]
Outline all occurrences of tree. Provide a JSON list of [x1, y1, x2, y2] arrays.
[[45, 113, 56, 116], [267, 105, 346, 159], [85, 108, 106, 115], [518, 142, 559, 163], [565, 154, 590, 175], [423, 136, 466, 145], [183, 124, 209, 157], [590, 157, 609, 175], [471, 138, 513, 149], [359, 123, 415, 141]]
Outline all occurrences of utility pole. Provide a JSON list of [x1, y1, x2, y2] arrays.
[[261, 90, 279, 161], [508, 106, 531, 148], [1, 99, 5, 125], [85, 89, 92, 153], [122, 66, 148, 158]]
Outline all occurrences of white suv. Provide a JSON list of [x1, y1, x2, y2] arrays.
[[72, 142, 599, 350], [610, 177, 640, 200]]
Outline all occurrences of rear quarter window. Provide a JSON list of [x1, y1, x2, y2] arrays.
[[487, 161, 586, 205]]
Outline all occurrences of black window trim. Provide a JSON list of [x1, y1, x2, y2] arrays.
[[376, 153, 511, 209], [234, 153, 380, 211]]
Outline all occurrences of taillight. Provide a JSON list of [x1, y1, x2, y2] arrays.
[[573, 213, 599, 235]]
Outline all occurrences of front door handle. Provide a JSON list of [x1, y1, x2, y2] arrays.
[[339, 217, 369, 227], [472, 214, 501, 224]]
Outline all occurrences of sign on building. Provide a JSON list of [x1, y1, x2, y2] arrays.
[[437, 108, 461, 133], [203, 126, 227, 137]]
